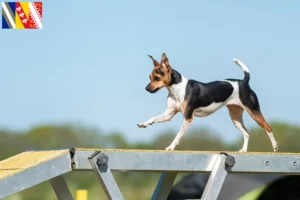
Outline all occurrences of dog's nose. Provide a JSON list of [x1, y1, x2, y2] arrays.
[[145, 84, 151, 92]]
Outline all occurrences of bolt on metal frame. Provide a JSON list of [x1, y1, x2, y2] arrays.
[[1, 148, 300, 200]]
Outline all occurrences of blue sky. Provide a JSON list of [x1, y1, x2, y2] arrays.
[[1, 0, 300, 144]]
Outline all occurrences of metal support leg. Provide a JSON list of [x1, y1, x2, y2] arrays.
[[152, 172, 178, 200], [201, 153, 235, 200], [89, 152, 124, 200], [50, 175, 74, 200]]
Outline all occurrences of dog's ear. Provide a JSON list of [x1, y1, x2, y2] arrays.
[[160, 53, 171, 72], [161, 53, 169, 66], [148, 55, 160, 67]]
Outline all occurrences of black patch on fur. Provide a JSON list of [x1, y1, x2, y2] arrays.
[[225, 78, 261, 113], [244, 72, 250, 83], [184, 80, 234, 119], [238, 81, 261, 113], [225, 75, 260, 112], [169, 69, 182, 85]]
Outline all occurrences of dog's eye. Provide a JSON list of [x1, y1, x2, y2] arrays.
[[154, 77, 160, 81]]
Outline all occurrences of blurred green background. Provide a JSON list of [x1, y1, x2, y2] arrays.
[[1, 121, 300, 200]]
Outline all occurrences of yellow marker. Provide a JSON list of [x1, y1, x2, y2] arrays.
[[76, 190, 88, 200]]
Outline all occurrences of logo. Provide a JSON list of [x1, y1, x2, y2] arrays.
[[2, 2, 42, 29]]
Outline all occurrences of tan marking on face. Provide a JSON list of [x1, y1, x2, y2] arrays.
[[245, 107, 272, 132], [148, 66, 172, 90]]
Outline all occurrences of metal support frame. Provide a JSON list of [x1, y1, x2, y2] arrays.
[[152, 172, 177, 200], [201, 153, 235, 200], [2, 149, 300, 199], [88, 151, 125, 200], [50, 175, 74, 200]]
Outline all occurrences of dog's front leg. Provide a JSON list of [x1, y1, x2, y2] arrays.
[[165, 119, 192, 150], [137, 108, 177, 128]]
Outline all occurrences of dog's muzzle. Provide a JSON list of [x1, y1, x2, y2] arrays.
[[145, 84, 159, 93]]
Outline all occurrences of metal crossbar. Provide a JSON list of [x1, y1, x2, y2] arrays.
[[1, 148, 300, 199], [89, 152, 125, 200]]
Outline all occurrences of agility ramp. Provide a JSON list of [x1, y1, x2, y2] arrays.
[[1, 149, 300, 200]]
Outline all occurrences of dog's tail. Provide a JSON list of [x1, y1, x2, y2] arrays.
[[233, 58, 250, 83]]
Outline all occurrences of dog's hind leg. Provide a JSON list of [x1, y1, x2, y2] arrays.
[[245, 107, 278, 151], [227, 105, 250, 152], [241, 89, 278, 151]]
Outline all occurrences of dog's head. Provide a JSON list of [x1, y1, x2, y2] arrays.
[[145, 53, 172, 93]]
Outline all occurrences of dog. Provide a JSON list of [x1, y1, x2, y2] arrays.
[[137, 53, 278, 152]]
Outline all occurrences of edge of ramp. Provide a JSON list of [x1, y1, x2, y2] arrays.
[[0, 150, 72, 199]]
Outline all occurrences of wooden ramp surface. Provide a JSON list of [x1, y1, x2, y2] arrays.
[[0, 150, 69, 180]]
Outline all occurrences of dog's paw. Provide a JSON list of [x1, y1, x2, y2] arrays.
[[165, 145, 175, 151], [239, 149, 247, 153], [137, 123, 148, 128], [273, 143, 278, 152], [137, 120, 154, 128]]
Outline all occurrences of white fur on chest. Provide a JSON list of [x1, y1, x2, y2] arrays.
[[167, 77, 188, 110]]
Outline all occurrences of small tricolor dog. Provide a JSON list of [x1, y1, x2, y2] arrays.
[[137, 53, 278, 152]]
